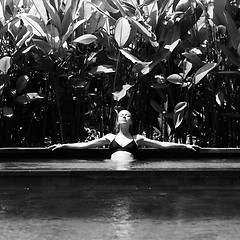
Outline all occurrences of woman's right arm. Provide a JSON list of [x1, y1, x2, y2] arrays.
[[48, 134, 113, 150]]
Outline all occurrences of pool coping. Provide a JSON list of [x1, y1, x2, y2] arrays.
[[0, 147, 240, 160]]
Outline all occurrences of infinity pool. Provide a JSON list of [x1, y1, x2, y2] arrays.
[[1, 186, 240, 240], [1, 159, 240, 239]]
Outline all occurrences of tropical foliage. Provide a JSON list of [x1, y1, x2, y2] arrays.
[[0, 0, 240, 147]]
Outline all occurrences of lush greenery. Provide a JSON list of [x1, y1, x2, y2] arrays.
[[0, 0, 240, 147]]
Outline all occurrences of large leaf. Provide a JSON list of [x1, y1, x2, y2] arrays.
[[150, 99, 166, 114], [167, 74, 183, 85], [42, 0, 62, 35], [15, 26, 32, 49], [14, 93, 45, 104], [119, 49, 141, 63], [46, 24, 60, 50], [73, 34, 97, 45], [3, 106, 13, 118], [217, 42, 240, 68], [62, 18, 87, 44], [182, 51, 203, 69], [102, 0, 119, 14], [33, 39, 52, 54], [91, 65, 116, 74], [114, 17, 131, 47], [0, 56, 12, 74], [174, 101, 187, 113], [128, 17, 159, 48], [222, 10, 240, 49], [0, 17, 20, 35], [112, 84, 133, 101], [173, 101, 187, 128], [193, 62, 217, 85], [164, 23, 180, 52], [20, 14, 46, 37], [31, 0, 48, 24], [16, 75, 29, 95], [86, 10, 107, 34], [216, 91, 224, 106], [182, 59, 192, 79]]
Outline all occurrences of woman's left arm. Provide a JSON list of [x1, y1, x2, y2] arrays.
[[136, 135, 200, 151]]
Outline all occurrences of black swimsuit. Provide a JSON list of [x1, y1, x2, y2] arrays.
[[109, 136, 138, 155]]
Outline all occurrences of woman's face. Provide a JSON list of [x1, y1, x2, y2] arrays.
[[117, 110, 132, 125]]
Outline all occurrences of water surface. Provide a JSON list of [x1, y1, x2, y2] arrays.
[[0, 186, 240, 240]]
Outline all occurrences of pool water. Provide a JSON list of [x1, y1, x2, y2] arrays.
[[1, 186, 240, 240]]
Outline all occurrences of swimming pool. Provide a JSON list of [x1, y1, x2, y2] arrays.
[[0, 158, 240, 239], [1, 185, 240, 239]]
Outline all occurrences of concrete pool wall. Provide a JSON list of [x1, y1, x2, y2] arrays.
[[0, 147, 240, 189]]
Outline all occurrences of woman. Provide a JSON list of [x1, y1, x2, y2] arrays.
[[48, 110, 199, 161]]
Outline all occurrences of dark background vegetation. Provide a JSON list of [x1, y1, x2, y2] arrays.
[[0, 0, 240, 147]]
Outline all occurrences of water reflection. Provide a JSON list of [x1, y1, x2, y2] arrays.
[[0, 187, 240, 239], [104, 159, 134, 170]]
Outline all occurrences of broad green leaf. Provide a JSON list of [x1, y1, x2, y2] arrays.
[[182, 52, 203, 69], [119, 49, 141, 63], [31, 0, 48, 24], [102, 0, 119, 13], [174, 101, 187, 113], [217, 42, 240, 68], [15, 26, 32, 49], [46, 25, 60, 50], [216, 91, 224, 106], [222, 10, 240, 49], [89, 3, 116, 23], [73, 34, 97, 45], [33, 39, 52, 54], [114, 17, 131, 47], [150, 99, 166, 114], [62, 18, 87, 44], [167, 74, 183, 84], [42, 0, 62, 35], [111, 0, 128, 17], [193, 62, 217, 85], [86, 10, 107, 33], [0, 1, 5, 26], [14, 93, 45, 104], [173, 110, 184, 128], [0, 56, 12, 74], [175, 0, 190, 12], [61, 5, 73, 37], [151, 83, 169, 89], [143, 0, 158, 29], [182, 59, 192, 79], [139, 0, 158, 8], [112, 84, 133, 101], [128, 17, 159, 48], [20, 14, 46, 37], [3, 106, 13, 118], [173, 101, 187, 128], [164, 24, 180, 52], [91, 65, 116, 74], [16, 75, 29, 94], [0, 17, 20, 35]]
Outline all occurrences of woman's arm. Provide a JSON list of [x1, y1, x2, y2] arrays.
[[48, 134, 113, 150], [136, 135, 199, 150]]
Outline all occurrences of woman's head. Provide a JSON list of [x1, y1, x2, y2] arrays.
[[114, 109, 133, 133]]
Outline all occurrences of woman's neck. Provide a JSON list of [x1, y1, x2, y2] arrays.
[[118, 126, 131, 136]]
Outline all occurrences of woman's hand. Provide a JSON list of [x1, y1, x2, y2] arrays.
[[185, 144, 201, 151], [47, 144, 64, 151]]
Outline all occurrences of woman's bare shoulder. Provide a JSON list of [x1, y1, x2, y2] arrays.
[[103, 133, 115, 142], [133, 134, 145, 142]]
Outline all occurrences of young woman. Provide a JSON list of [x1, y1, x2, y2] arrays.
[[48, 110, 199, 161]]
